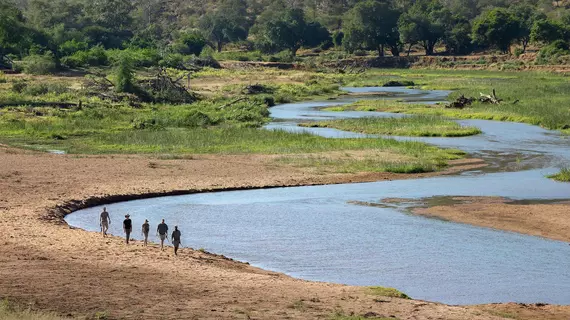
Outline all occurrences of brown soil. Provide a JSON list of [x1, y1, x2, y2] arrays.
[[0, 145, 568, 320], [412, 196, 570, 243]]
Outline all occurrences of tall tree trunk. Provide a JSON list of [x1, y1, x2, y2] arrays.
[[217, 41, 223, 52], [407, 43, 412, 56], [390, 45, 400, 57], [378, 45, 384, 57]]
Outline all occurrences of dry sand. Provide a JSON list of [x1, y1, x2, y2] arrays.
[[0, 145, 568, 320]]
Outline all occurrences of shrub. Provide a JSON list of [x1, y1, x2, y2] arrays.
[[115, 56, 136, 93], [11, 81, 27, 93], [332, 31, 344, 47], [16, 53, 57, 75], [353, 50, 368, 57], [107, 48, 161, 68], [159, 53, 185, 69], [183, 110, 215, 127], [58, 39, 89, 56], [174, 31, 207, 56], [62, 46, 109, 68], [185, 55, 221, 68], [537, 40, 570, 64], [268, 50, 294, 63]]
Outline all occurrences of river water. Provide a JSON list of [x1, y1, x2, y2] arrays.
[[66, 87, 570, 305]]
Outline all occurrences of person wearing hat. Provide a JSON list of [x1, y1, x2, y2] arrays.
[[141, 219, 150, 246], [123, 214, 133, 244], [171, 226, 182, 256]]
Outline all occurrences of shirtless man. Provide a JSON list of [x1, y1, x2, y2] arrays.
[[171, 226, 181, 256], [100, 207, 111, 237], [157, 219, 168, 251]]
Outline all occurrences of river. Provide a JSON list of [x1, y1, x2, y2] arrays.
[[66, 87, 570, 305]]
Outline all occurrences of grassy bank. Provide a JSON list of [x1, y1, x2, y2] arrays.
[[548, 168, 570, 182], [300, 115, 481, 137], [0, 301, 67, 320], [323, 69, 570, 132]]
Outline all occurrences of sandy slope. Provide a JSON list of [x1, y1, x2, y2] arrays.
[[0, 145, 568, 320]]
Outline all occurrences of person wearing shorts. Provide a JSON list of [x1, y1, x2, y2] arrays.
[[171, 226, 181, 256], [123, 214, 132, 244], [157, 219, 168, 251], [100, 207, 111, 237], [142, 219, 150, 246]]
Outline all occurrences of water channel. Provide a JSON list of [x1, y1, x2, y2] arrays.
[[66, 87, 570, 305]]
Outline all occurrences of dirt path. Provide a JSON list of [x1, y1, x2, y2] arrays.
[[0, 146, 568, 320]]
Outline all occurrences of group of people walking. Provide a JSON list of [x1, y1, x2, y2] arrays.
[[99, 207, 183, 255]]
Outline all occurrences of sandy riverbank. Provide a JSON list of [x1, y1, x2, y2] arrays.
[[409, 196, 570, 243], [0, 145, 568, 320]]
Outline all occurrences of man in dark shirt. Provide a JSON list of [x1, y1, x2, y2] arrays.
[[157, 219, 168, 251], [141, 219, 150, 246], [171, 226, 182, 256], [123, 214, 132, 244]]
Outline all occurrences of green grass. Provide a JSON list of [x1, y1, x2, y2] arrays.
[[323, 69, 570, 132], [0, 300, 67, 320], [300, 115, 481, 137], [329, 310, 399, 320], [367, 286, 411, 299], [547, 168, 570, 182]]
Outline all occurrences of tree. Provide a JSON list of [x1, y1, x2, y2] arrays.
[[254, 8, 330, 56], [531, 19, 567, 45], [443, 19, 473, 54], [174, 31, 207, 56], [198, 0, 249, 52], [342, 0, 401, 57], [472, 8, 520, 54], [510, 4, 545, 53], [398, 0, 450, 56], [115, 55, 135, 93]]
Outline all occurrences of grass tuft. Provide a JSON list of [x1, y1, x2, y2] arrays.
[[547, 168, 570, 182], [300, 115, 481, 137], [367, 286, 411, 299]]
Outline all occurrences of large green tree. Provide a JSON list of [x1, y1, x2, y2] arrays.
[[342, 0, 401, 57], [472, 8, 520, 53], [198, 0, 249, 52], [398, 0, 450, 55], [253, 8, 330, 56], [510, 4, 545, 53]]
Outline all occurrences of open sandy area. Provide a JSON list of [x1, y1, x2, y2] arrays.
[[0, 145, 568, 320]]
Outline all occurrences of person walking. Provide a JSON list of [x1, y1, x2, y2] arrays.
[[171, 226, 181, 256], [123, 214, 132, 244], [99, 207, 111, 237], [157, 219, 168, 251], [141, 219, 150, 246]]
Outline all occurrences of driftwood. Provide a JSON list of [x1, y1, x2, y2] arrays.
[[446, 94, 475, 109], [446, 89, 504, 109], [479, 89, 502, 104], [218, 97, 247, 109]]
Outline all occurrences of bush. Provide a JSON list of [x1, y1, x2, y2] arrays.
[[61, 46, 109, 68], [537, 40, 570, 64], [332, 31, 344, 47], [174, 31, 207, 56], [185, 55, 221, 68], [114, 56, 136, 93], [107, 48, 161, 68], [58, 39, 89, 56], [159, 53, 185, 69], [11, 81, 69, 95], [16, 53, 57, 75], [268, 51, 294, 63], [353, 50, 368, 57], [183, 110, 216, 127]]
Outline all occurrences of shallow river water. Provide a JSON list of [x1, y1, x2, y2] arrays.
[[66, 87, 570, 305]]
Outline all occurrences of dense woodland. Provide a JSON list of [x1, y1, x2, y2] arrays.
[[3, 0, 570, 72]]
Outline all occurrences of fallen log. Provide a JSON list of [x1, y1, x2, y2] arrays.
[[446, 94, 474, 109]]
